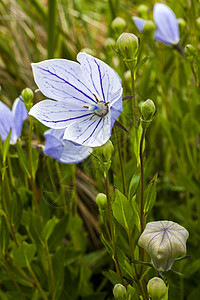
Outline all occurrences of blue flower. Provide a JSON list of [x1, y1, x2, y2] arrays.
[[44, 128, 92, 164], [29, 52, 123, 147], [0, 97, 28, 144], [133, 3, 180, 46]]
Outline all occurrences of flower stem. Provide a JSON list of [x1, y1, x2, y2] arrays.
[[104, 173, 124, 285], [131, 70, 137, 128], [44, 241, 54, 300], [140, 128, 146, 234], [27, 263, 49, 300]]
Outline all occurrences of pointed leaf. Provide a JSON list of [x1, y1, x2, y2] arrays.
[[13, 242, 36, 267]]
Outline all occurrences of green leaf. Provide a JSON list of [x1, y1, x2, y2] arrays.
[[32, 148, 39, 178], [128, 168, 141, 200], [103, 270, 122, 285], [113, 189, 136, 232], [2, 131, 11, 165], [0, 217, 9, 255], [16, 141, 30, 178], [52, 247, 65, 300], [42, 216, 57, 241], [144, 173, 157, 214], [13, 241, 36, 267], [9, 192, 22, 230], [48, 214, 69, 251], [135, 56, 149, 74]]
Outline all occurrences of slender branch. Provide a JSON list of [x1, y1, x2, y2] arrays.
[[139, 128, 146, 234], [131, 70, 137, 128]]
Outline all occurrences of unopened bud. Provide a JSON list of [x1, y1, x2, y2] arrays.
[[93, 140, 114, 173], [196, 17, 200, 30], [96, 193, 107, 209], [116, 33, 139, 70], [140, 99, 156, 129], [147, 277, 168, 300], [143, 20, 156, 39], [111, 17, 126, 36], [105, 37, 115, 54], [184, 44, 196, 63], [178, 18, 186, 29], [113, 284, 127, 300], [137, 4, 148, 19], [21, 88, 34, 111]]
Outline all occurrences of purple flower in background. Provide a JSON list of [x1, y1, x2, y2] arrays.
[[133, 3, 180, 46], [0, 97, 28, 144], [29, 52, 123, 147], [44, 128, 92, 164]]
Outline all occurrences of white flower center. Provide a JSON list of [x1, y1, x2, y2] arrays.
[[83, 94, 109, 120]]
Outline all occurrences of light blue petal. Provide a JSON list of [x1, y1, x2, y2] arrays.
[[44, 128, 92, 164], [12, 97, 28, 139], [32, 59, 96, 105], [77, 52, 122, 105], [132, 16, 146, 32], [153, 3, 180, 45], [29, 100, 93, 129], [0, 101, 15, 143]]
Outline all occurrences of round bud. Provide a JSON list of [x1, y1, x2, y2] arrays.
[[147, 277, 167, 300], [116, 33, 138, 70], [105, 37, 115, 54], [143, 20, 156, 39], [137, 4, 148, 19], [141, 99, 156, 120], [177, 18, 186, 29], [93, 140, 114, 173], [184, 44, 196, 62], [113, 284, 127, 300], [96, 193, 107, 209], [196, 17, 200, 30], [21, 88, 34, 111], [111, 17, 126, 36]]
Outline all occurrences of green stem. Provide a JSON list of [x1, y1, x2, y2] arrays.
[[48, 0, 57, 58], [27, 263, 49, 300], [131, 70, 137, 128], [139, 128, 146, 234], [44, 241, 54, 300], [114, 127, 126, 195], [104, 173, 124, 285]]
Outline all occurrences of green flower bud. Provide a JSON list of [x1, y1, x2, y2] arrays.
[[184, 44, 196, 63], [143, 20, 156, 40], [138, 221, 189, 272], [96, 193, 107, 209], [21, 88, 34, 111], [113, 284, 127, 300], [147, 277, 168, 300], [196, 17, 200, 30], [116, 33, 139, 70], [140, 99, 156, 129], [93, 140, 114, 173], [111, 17, 126, 36], [137, 4, 148, 19], [177, 18, 186, 29], [105, 37, 115, 55]]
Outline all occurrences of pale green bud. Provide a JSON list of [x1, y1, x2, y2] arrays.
[[93, 140, 114, 173], [105, 37, 115, 54], [21, 88, 34, 111], [137, 4, 148, 19], [96, 193, 107, 209], [177, 18, 186, 29], [138, 221, 189, 271], [111, 17, 126, 36], [143, 20, 156, 40], [140, 99, 156, 129], [113, 284, 127, 300], [147, 277, 168, 300], [184, 44, 196, 63], [196, 17, 200, 30], [116, 33, 139, 70]]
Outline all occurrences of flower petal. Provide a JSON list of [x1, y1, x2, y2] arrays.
[[63, 113, 111, 147], [0, 101, 15, 143], [12, 97, 28, 138], [44, 128, 92, 163], [132, 16, 146, 32], [29, 100, 93, 129], [153, 3, 180, 45], [32, 59, 97, 105], [77, 52, 122, 105]]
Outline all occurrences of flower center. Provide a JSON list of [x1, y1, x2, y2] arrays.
[[83, 94, 109, 120]]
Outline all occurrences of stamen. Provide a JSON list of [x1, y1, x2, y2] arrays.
[[83, 105, 89, 109], [102, 113, 105, 121], [89, 114, 96, 121], [93, 94, 99, 103], [104, 102, 110, 106]]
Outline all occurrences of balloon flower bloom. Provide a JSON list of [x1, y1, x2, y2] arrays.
[[29, 52, 123, 147], [138, 221, 189, 271], [133, 3, 180, 46], [0, 97, 28, 144]]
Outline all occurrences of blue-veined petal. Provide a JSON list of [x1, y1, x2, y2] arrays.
[[153, 3, 180, 45], [12, 97, 28, 139], [63, 113, 111, 147], [44, 128, 92, 164], [132, 16, 146, 32], [77, 52, 122, 105], [32, 59, 97, 105], [0, 101, 15, 143], [29, 100, 93, 129]]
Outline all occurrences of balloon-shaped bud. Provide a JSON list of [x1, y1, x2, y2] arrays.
[[96, 193, 107, 209], [177, 18, 186, 29], [111, 17, 126, 36], [21, 88, 34, 111], [113, 284, 127, 300], [143, 20, 156, 39], [147, 277, 168, 300], [196, 17, 200, 30], [138, 221, 189, 271], [116, 33, 139, 70], [137, 4, 148, 19], [184, 44, 196, 62], [140, 99, 156, 129], [93, 140, 114, 173]]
